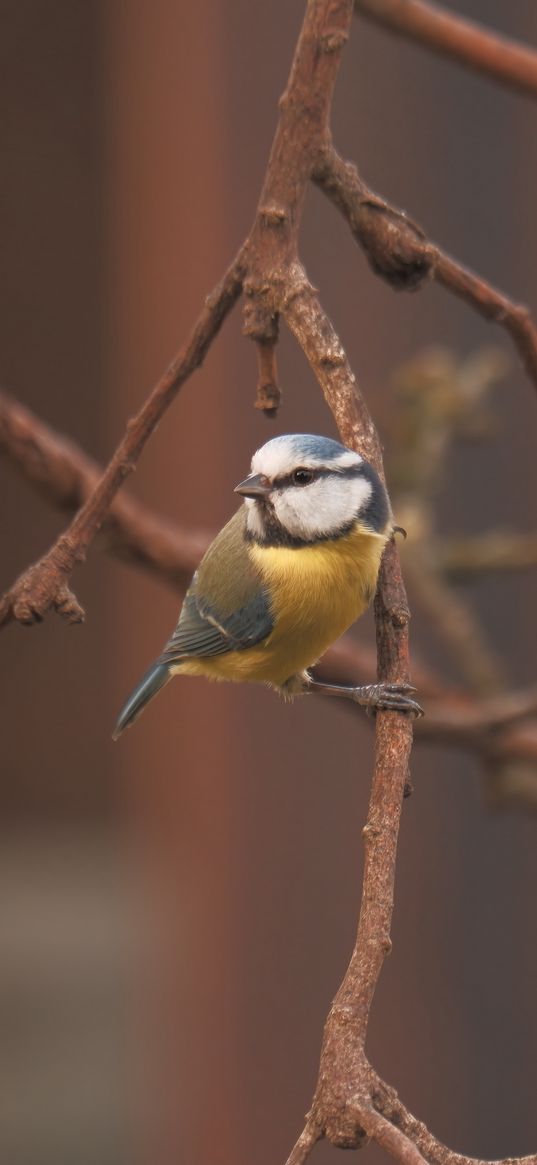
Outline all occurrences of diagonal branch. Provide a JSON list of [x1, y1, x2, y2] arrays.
[[355, 0, 537, 102], [373, 1079, 537, 1165], [359, 1106, 430, 1165], [313, 147, 537, 391], [284, 1119, 323, 1165], [0, 389, 207, 591], [0, 257, 243, 626]]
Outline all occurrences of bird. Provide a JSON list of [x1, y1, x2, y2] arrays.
[[112, 433, 422, 738]]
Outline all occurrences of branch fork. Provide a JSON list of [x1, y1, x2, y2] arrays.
[[4, 0, 537, 627]]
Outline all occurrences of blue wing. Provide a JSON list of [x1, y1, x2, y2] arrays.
[[159, 582, 274, 665]]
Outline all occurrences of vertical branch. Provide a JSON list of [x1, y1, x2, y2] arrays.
[[284, 278, 414, 1150]]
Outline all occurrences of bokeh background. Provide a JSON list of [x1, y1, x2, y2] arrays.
[[2, 2, 537, 1163]]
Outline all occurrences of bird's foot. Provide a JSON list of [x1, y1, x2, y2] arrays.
[[349, 682, 424, 718], [301, 674, 424, 718]]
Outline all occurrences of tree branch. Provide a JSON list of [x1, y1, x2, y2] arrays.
[[5, 9, 537, 628], [232, 5, 417, 1154], [435, 531, 537, 579], [0, 258, 243, 626], [0, 389, 207, 591], [359, 1106, 430, 1165], [373, 1079, 537, 1165], [284, 1120, 323, 1165], [355, 0, 537, 102], [313, 147, 537, 392], [5, 385, 537, 808], [402, 544, 505, 696], [2, 1, 535, 1161], [4, 387, 537, 811]]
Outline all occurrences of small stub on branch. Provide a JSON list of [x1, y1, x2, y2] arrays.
[[254, 338, 282, 417], [255, 380, 281, 417], [319, 28, 349, 53]]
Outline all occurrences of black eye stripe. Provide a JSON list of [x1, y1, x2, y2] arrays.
[[272, 464, 363, 489]]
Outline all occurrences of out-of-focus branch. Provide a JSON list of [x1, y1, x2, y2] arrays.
[[435, 531, 537, 579], [314, 147, 537, 390], [402, 544, 505, 696], [320, 645, 537, 810], [386, 347, 508, 497], [383, 348, 512, 695], [379, 345, 537, 809], [3, 388, 537, 813], [394, 372, 534, 592], [0, 389, 207, 590], [355, 0, 537, 102], [324, 641, 537, 734]]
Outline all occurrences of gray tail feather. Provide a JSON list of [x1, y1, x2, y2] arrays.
[[112, 662, 171, 740]]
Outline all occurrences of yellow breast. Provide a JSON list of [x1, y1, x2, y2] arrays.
[[176, 523, 388, 689]]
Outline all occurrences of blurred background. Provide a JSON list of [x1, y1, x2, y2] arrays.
[[1, 2, 537, 1163]]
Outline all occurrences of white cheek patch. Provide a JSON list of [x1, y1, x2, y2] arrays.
[[244, 497, 265, 540], [272, 475, 373, 540]]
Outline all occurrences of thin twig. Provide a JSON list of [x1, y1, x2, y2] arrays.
[[0, 257, 243, 626], [254, 338, 282, 416], [434, 252, 537, 388], [355, 0, 537, 102]]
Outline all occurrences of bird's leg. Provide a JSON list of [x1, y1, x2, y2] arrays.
[[296, 672, 424, 717]]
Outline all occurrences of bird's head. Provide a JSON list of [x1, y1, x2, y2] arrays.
[[234, 433, 392, 547]]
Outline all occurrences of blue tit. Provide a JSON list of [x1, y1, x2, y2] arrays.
[[113, 433, 422, 738]]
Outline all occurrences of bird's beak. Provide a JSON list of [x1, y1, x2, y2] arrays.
[[234, 473, 271, 499]]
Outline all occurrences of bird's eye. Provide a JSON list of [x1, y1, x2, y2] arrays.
[[292, 468, 314, 486]]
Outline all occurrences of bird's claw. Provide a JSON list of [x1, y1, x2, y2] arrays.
[[355, 682, 424, 718]]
